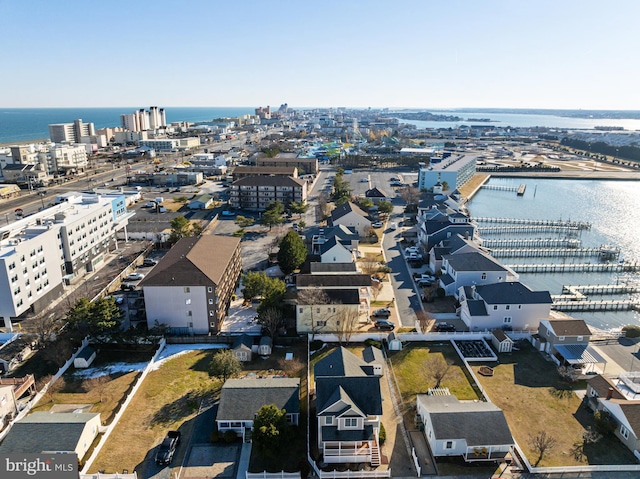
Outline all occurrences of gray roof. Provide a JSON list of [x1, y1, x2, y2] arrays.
[[316, 377, 382, 416], [321, 424, 375, 441], [297, 274, 371, 288], [466, 300, 488, 316], [217, 378, 300, 421], [323, 225, 358, 241], [231, 175, 305, 188], [443, 252, 507, 272], [417, 395, 513, 446], [232, 334, 253, 350], [314, 347, 369, 378], [76, 346, 96, 361], [319, 236, 351, 256], [0, 412, 99, 454], [330, 202, 369, 222], [310, 262, 358, 274], [362, 345, 385, 364], [475, 282, 552, 305]]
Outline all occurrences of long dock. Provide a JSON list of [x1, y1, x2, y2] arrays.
[[506, 262, 640, 273], [481, 238, 582, 248], [479, 225, 581, 235], [480, 184, 518, 192], [552, 299, 640, 312], [563, 284, 640, 295], [491, 246, 620, 259], [473, 217, 591, 229]]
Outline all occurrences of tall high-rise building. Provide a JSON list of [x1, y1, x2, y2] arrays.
[[48, 119, 95, 143], [120, 107, 167, 132]]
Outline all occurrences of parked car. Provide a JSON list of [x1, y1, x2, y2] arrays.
[[142, 202, 156, 208], [372, 221, 383, 228], [360, 177, 369, 182], [120, 282, 136, 291], [433, 322, 456, 332], [405, 246, 420, 254], [390, 222, 397, 230], [125, 272, 145, 281], [418, 274, 436, 282], [372, 308, 391, 317], [221, 210, 236, 217], [405, 253, 423, 261], [417, 279, 434, 287], [143, 258, 158, 267], [155, 431, 181, 465], [374, 319, 395, 331]]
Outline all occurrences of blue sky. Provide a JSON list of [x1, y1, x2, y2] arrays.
[[1, 0, 638, 109]]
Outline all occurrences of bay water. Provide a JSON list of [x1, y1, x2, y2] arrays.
[[467, 178, 640, 331]]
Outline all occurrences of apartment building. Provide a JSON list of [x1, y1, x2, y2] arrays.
[[141, 235, 242, 334], [0, 194, 134, 331], [255, 153, 318, 175], [49, 144, 89, 173], [418, 154, 477, 190], [229, 175, 306, 211], [48, 119, 95, 144]]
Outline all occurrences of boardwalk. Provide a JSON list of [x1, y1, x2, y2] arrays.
[[473, 216, 591, 229], [506, 262, 640, 273]]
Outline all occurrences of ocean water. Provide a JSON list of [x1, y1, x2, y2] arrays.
[[467, 178, 640, 330], [0, 107, 255, 144], [398, 110, 640, 130]]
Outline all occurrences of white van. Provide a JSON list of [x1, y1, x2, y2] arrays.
[[390, 222, 397, 230]]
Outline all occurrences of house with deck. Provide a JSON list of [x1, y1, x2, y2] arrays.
[[438, 251, 517, 298], [416, 394, 513, 463], [330, 202, 371, 237], [314, 347, 383, 466]]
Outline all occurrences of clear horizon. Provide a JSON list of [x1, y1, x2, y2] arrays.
[[1, 0, 639, 110]]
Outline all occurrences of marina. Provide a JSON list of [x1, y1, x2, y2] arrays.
[[505, 262, 640, 273], [480, 237, 581, 248], [478, 225, 582, 235], [473, 216, 591, 229], [490, 246, 620, 259]]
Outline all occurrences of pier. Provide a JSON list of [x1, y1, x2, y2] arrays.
[[517, 184, 526, 196], [552, 299, 640, 312], [480, 184, 518, 192], [491, 245, 620, 259], [480, 238, 581, 248], [505, 262, 640, 273], [563, 284, 640, 295], [478, 225, 581, 235], [473, 217, 591, 229]]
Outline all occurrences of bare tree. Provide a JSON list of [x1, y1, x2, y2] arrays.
[[277, 357, 305, 378], [31, 314, 60, 345], [297, 289, 336, 341], [40, 375, 65, 404], [259, 307, 282, 341], [425, 355, 452, 388], [371, 281, 383, 302], [399, 185, 421, 206], [571, 427, 602, 461], [317, 192, 331, 220], [335, 308, 361, 345], [415, 310, 434, 334], [85, 375, 111, 403], [360, 258, 381, 276], [558, 365, 580, 383], [528, 430, 557, 466]]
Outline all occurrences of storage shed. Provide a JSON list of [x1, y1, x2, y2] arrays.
[[74, 346, 97, 368], [387, 332, 402, 351], [491, 329, 513, 353], [232, 334, 253, 362], [258, 336, 273, 356]]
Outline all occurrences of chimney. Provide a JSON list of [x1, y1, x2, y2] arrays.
[[607, 387, 614, 400]]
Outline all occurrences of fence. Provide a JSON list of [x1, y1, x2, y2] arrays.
[[410, 447, 421, 477], [246, 472, 300, 479], [81, 338, 167, 474]]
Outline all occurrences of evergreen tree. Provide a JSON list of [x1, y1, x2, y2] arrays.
[[277, 230, 307, 275]]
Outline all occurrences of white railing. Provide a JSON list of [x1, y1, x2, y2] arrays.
[[410, 447, 421, 477], [315, 470, 391, 478], [81, 474, 137, 479]]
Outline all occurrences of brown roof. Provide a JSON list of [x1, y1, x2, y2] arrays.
[[587, 375, 626, 400], [492, 329, 511, 342], [141, 235, 240, 287], [233, 166, 297, 176], [609, 400, 640, 435], [296, 274, 371, 288], [231, 175, 305, 188], [547, 319, 592, 337]]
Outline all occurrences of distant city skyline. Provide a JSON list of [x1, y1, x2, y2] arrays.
[[1, 0, 639, 110]]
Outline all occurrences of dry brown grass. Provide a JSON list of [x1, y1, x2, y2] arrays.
[[32, 372, 140, 425], [457, 173, 489, 198], [472, 344, 636, 466]]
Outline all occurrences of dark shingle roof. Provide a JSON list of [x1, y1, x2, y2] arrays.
[[611, 401, 640, 435], [417, 395, 513, 446], [475, 282, 552, 305], [587, 375, 625, 400], [0, 412, 99, 454], [217, 378, 300, 421], [443, 252, 507, 272], [314, 347, 369, 378], [467, 300, 488, 316], [316, 377, 382, 416], [231, 175, 305, 188], [365, 187, 388, 198], [310, 262, 358, 274], [232, 334, 253, 350], [296, 274, 371, 288], [330, 202, 369, 222], [362, 345, 385, 364], [141, 235, 240, 287]]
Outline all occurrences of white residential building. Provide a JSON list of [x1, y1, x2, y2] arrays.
[[0, 194, 134, 331], [49, 144, 89, 173], [438, 252, 517, 298]]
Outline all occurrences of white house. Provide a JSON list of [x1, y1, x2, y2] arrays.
[[319, 237, 354, 263], [216, 378, 300, 442], [416, 394, 513, 463], [439, 252, 517, 298], [458, 282, 553, 331], [330, 202, 371, 237], [429, 233, 487, 275]]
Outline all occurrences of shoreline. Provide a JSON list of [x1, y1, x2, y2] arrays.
[[487, 170, 640, 181], [0, 138, 48, 148]]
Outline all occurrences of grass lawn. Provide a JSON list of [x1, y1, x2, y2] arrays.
[[472, 343, 637, 467], [89, 349, 222, 474], [387, 342, 480, 409]]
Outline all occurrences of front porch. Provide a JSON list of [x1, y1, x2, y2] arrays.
[[323, 436, 381, 466], [463, 445, 512, 462]]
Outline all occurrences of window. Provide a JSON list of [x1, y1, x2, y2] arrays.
[[184, 287, 190, 293], [577, 336, 583, 342], [505, 305, 510, 310], [209, 299, 214, 304], [481, 273, 487, 280], [559, 336, 565, 341], [210, 310, 214, 316], [219, 422, 229, 428], [315, 321, 327, 327], [299, 308, 303, 313], [445, 441, 454, 449], [518, 305, 522, 309], [210, 322, 216, 327], [493, 305, 498, 310], [325, 416, 333, 425], [344, 418, 357, 427], [185, 299, 191, 305], [621, 425, 630, 439], [186, 311, 192, 317], [504, 317, 512, 323], [208, 287, 213, 293]]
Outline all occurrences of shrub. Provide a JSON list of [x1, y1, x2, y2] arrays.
[[210, 428, 220, 443], [379, 266, 392, 274], [364, 339, 382, 349], [436, 287, 446, 298], [223, 430, 237, 443], [623, 325, 640, 338], [379, 422, 386, 444], [298, 459, 311, 478]]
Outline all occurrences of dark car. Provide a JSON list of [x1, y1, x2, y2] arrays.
[[155, 430, 181, 465], [433, 322, 456, 332], [374, 319, 395, 331], [372, 308, 391, 317], [120, 282, 136, 291], [143, 258, 158, 266]]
